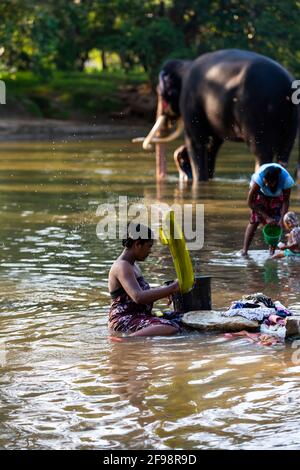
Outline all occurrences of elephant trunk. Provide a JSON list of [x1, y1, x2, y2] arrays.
[[131, 95, 184, 181]]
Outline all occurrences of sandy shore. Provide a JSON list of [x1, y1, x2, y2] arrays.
[[0, 118, 149, 142]]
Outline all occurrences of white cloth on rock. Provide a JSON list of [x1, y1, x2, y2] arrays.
[[222, 307, 276, 322]]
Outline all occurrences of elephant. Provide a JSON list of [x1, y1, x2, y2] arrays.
[[134, 49, 300, 183]]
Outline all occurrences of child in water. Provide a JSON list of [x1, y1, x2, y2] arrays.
[[108, 223, 180, 337], [272, 211, 300, 258]]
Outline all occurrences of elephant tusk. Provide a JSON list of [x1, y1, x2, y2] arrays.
[[151, 118, 184, 143], [142, 115, 166, 150], [132, 116, 183, 148]]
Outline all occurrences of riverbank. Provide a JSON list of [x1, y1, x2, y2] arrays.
[[0, 70, 155, 141], [1, 70, 154, 113], [0, 117, 149, 142]]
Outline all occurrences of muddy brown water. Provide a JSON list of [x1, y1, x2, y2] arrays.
[[0, 139, 300, 450]]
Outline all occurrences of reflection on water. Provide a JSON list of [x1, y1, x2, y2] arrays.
[[0, 139, 300, 449]]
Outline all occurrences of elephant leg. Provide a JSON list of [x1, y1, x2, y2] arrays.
[[185, 136, 209, 182], [173, 145, 192, 181], [254, 152, 273, 173], [249, 139, 273, 172], [207, 137, 223, 179], [275, 137, 296, 169], [250, 126, 296, 172]]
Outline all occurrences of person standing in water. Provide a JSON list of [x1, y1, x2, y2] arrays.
[[242, 163, 294, 256], [108, 223, 180, 337]]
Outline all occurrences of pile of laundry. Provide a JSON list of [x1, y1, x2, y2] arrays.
[[222, 292, 291, 340]]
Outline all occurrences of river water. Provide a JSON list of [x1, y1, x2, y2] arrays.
[[0, 139, 300, 450]]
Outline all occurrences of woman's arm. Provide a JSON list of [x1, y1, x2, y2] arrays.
[[117, 261, 179, 304], [279, 188, 291, 226], [247, 183, 259, 209], [279, 241, 298, 251]]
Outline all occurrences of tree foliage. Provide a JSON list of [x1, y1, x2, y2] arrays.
[[1, 0, 300, 85]]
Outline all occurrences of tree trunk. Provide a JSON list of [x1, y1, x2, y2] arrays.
[[101, 50, 107, 70]]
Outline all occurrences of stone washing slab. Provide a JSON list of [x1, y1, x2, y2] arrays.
[[182, 310, 300, 337], [182, 310, 259, 332], [286, 317, 300, 336]]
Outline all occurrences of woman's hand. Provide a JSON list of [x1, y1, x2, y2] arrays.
[[277, 242, 286, 250], [164, 280, 179, 305], [266, 216, 276, 225]]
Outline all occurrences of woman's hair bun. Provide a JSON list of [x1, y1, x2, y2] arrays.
[[122, 223, 154, 248]]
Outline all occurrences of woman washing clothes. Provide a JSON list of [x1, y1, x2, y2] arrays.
[[108, 223, 181, 337], [241, 163, 294, 256]]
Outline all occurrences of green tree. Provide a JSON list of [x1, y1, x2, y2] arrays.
[[1, 0, 300, 82]]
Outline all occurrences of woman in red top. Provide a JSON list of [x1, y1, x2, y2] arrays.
[[242, 164, 294, 256]]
